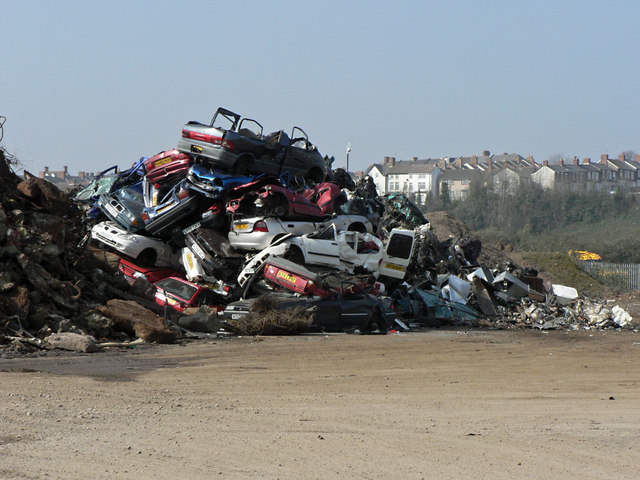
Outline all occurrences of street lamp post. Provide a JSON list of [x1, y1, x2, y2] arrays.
[[346, 142, 351, 173]]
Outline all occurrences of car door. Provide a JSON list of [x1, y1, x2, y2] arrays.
[[300, 224, 341, 268], [378, 228, 416, 280]]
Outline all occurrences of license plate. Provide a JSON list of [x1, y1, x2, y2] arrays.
[[103, 202, 119, 217], [235, 223, 249, 230], [185, 251, 194, 269], [167, 298, 177, 306], [384, 262, 405, 272], [183, 222, 201, 235], [154, 156, 172, 168], [277, 270, 297, 284]]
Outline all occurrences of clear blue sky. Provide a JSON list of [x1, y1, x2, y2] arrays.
[[1, 1, 638, 175]]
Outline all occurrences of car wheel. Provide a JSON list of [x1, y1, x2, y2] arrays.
[[233, 157, 251, 175], [271, 196, 288, 217], [137, 249, 157, 267], [368, 312, 385, 334]]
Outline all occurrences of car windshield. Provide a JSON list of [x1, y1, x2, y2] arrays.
[[74, 175, 118, 201], [156, 278, 198, 301]]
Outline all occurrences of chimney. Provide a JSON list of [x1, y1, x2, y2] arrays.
[[482, 150, 490, 157], [583, 157, 591, 164], [456, 157, 462, 168], [618, 154, 625, 161], [390, 157, 396, 167], [543, 160, 549, 167], [383, 156, 389, 165], [488, 158, 493, 171], [636, 154, 640, 162], [412, 156, 418, 162], [572, 156, 579, 165], [472, 155, 478, 167], [504, 160, 509, 168], [600, 154, 609, 165]]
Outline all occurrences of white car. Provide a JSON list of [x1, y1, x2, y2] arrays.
[[228, 214, 373, 251], [237, 224, 416, 287], [180, 247, 232, 297], [90, 221, 178, 267]]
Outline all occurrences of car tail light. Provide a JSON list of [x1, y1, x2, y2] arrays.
[[154, 183, 161, 190], [182, 130, 223, 145], [223, 285, 232, 293], [142, 212, 150, 222], [253, 221, 268, 232], [178, 189, 189, 200], [222, 139, 235, 150]]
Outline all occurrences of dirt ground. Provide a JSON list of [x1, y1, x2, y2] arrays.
[[1, 329, 639, 480]]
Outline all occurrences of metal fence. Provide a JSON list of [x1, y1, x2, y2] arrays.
[[579, 261, 640, 290]]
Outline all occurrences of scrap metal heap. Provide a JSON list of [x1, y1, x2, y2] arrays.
[[0, 109, 634, 351]]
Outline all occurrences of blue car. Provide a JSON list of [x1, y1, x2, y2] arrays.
[[142, 179, 200, 237], [185, 164, 256, 199], [75, 158, 147, 220], [97, 187, 146, 233]]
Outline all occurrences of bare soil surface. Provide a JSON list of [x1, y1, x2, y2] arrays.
[[1, 329, 639, 479]]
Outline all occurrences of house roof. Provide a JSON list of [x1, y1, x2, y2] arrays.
[[386, 160, 439, 175], [441, 169, 484, 181], [365, 163, 390, 176]]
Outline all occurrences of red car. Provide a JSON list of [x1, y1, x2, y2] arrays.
[[118, 258, 178, 285], [227, 182, 343, 220], [154, 276, 224, 312], [144, 149, 193, 184], [264, 257, 331, 298], [302, 182, 345, 215]]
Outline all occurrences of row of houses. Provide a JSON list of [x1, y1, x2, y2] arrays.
[[365, 151, 640, 200]]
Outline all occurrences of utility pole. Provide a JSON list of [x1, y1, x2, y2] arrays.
[[346, 142, 351, 172]]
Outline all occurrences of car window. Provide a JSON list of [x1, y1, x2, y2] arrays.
[[156, 278, 198, 301], [386, 233, 414, 259], [308, 225, 336, 240]]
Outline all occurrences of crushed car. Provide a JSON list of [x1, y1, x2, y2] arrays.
[[177, 107, 327, 182], [91, 220, 179, 267]]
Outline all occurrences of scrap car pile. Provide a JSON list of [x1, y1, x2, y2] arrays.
[[77, 107, 632, 335], [0, 108, 634, 353]]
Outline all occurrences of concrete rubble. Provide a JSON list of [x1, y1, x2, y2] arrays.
[[0, 110, 636, 353]]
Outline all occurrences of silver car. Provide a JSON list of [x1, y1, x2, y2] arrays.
[[177, 107, 327, 183], [228, 214, 373, 251]]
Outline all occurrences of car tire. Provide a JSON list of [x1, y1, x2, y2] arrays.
[[305, 167, 324, 185], [271, 196, 288, 217], [368, 312, 385, 334], [233, 157, 252, 175]]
